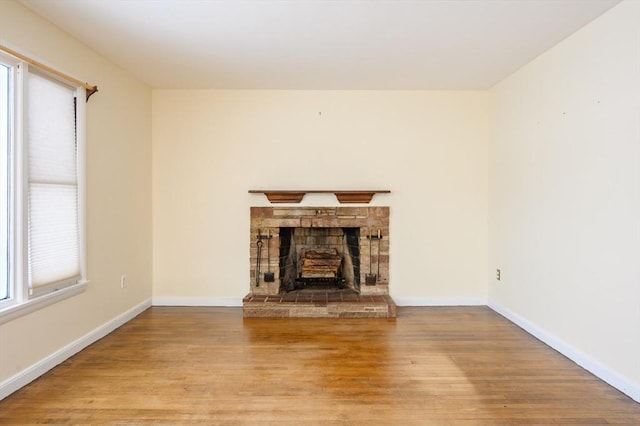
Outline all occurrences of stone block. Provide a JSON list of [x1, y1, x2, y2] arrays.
[[250, 207, 273, 219], [372, 207, 390, 218], [273, 208, 313, 217], [336, 207, 367, 216]]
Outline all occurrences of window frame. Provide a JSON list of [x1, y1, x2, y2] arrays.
[[0, 54, 19, 312], [0, 52, 88, 324]]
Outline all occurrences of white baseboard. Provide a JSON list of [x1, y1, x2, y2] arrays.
[[152, 297, 243, 307], [153, 296, 487, 308], [0, 298, 151, 401], [393, 296, 487, 306], [489, 300, 640, 403]]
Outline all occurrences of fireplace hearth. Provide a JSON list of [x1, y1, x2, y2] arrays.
[[245, 207, 395, 318]]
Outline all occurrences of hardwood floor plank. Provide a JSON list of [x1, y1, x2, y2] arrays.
[[0, 306, 638, 424]]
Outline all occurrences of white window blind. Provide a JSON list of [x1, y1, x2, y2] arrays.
[[27, 70, 80, 296]]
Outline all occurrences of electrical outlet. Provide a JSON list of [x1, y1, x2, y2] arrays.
[[496, 269, 501, 281], [120, 275, 126, 288]]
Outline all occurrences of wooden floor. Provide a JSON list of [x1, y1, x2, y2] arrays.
[[1, 307, 639, 425]]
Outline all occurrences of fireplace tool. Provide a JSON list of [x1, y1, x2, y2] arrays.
[[256, 230, 274, 284], [365, 231, 377, 285], [377, 233, 381, 279], [264, 231, 275, 282], [255, 238, 263, 287]]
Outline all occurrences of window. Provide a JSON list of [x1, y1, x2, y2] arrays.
[[1, 62, 9, 303], [0, 51, 87, 321]]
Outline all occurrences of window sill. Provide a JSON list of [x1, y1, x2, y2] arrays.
[[0, 281, 88, 325]]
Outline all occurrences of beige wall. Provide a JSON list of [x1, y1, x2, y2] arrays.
[[0, 1, 152, 384], [152, 90, 489, 304], [489, 0, 640, 394]]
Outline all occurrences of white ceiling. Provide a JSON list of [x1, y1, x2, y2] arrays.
[[19, 0, 620, 90]]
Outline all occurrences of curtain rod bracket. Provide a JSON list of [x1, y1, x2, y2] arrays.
[[86, 86, 98, 101]]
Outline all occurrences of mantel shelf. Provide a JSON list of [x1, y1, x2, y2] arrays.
[[248, 190, 391, 204]]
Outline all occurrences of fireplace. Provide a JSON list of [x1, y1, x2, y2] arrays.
[[244, 207, 395, 318]]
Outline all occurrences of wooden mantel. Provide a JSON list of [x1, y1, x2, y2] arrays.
[[248, 190, 390, 204]]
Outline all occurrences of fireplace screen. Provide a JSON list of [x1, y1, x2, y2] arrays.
[[279, 227, 360, 292]]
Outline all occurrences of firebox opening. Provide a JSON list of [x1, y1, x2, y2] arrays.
[[279, 227, 360, 293]]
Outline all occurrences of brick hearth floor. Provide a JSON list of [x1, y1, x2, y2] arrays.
[[243, 289, 397, 318]]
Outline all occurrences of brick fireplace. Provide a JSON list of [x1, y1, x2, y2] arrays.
[[243, 206, 396, 318]]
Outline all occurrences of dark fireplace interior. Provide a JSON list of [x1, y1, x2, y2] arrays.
[[278, 227, 360, 293]]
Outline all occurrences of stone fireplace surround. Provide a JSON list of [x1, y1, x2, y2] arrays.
[[244, 206, 396, 318]]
